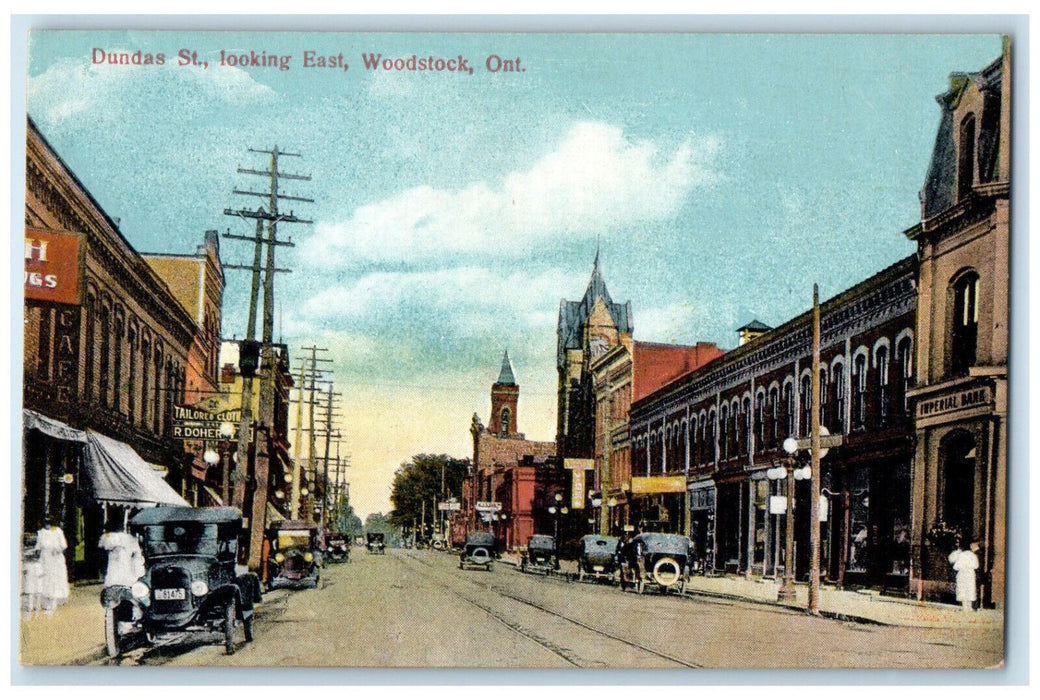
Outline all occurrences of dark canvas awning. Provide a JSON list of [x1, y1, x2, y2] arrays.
[[23, 409, 87, 443], [83, 430, 189, 507]]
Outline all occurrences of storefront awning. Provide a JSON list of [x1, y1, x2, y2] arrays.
[[200, 484, 224, 507], [23, 409, 86, 443], [82, 430, 189, 507]]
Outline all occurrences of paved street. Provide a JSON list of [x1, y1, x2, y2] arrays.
[[83, 549, 1003, 669]]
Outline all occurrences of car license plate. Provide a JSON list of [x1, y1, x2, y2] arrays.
[[593, 566, 604, 572], [154, 588, 186, 601]]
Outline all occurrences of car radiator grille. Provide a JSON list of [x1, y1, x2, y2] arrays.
[[150, 566, 192, 614]]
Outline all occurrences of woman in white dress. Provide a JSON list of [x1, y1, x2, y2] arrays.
[[99, 526, 145, 587], [948, 541, 980, 611], [34, 520, 70, 615]]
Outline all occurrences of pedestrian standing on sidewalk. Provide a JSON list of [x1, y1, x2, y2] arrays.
[[22, 545, 43, 618], [34, 518, 69, 616], [948, 541, 980, 611], [615, 532, 630, 591], [99, 521, 145, 587]]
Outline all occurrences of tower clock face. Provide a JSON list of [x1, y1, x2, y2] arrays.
[[589, 335, 609, 359]]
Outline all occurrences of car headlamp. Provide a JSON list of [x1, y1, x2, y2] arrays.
[[131, 581, 150, 600], [274, 552, 285, 564], [190, 580, 209, 597], [303, 552, 314, 563]]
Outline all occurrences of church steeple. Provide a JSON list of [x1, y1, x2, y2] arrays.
[[496, 350, 516, 386], [490, 351, 519, 437]]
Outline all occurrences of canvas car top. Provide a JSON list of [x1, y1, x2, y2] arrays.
[[636, 533, 691, 554], [130, 506, 242, 526]]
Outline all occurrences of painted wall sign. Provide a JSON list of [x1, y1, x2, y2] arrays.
[[24, 228, 83, 305]]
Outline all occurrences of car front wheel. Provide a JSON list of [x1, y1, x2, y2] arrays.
[[104, 607, 120, 658], [223, 599, 236, 655]]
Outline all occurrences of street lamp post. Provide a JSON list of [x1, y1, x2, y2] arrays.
[[770, 437, 812, 603]]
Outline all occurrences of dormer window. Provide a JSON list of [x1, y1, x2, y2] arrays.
[[958, 113, 977, 201]]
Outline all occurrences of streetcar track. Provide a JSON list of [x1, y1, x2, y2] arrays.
[[399, 550, 702, 668]]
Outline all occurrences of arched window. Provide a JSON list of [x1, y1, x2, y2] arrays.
[[852, 354, 867, 430], [832, 362, 846, 434], [800, 374, 812, 438], [500, 407, 511, 436], [84, 294, 96, 400], [99, 305, 111, 407], [941, 430, 977, 544], [875, 345, 890, 427], [782, 383, 794, 439], [126, 326, 137, 423], [951, 272, 980, 376], [895, 336, 913, 416], [742, 396, 752, 456], [755, 392, 766, 450], [153, 347, 163, 435], [113, 311, 124, 414], [708, 410, 717, 465], [818, 368, 828, 429], [958, 114, 976, 201], [719, 404, 730, 460], [769, 386, 780, 447], [139, 337, 149, 429]]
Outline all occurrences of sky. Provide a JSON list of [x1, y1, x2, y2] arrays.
[[23, 30, 1003, 519]]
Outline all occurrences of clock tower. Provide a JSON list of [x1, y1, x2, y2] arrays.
[[489, 350, 519, 437]]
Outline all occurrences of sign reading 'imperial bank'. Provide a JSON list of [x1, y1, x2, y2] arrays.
[[915, 385, 993, 420]]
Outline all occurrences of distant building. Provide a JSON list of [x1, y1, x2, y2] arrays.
[[556, 253, 632, 462], [592, 339, 724, 535], [142, 232, 225, 506], [464, 352, 557, 551], [905, 46, 1010, 607]]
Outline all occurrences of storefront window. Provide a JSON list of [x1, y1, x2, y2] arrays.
[[847, 466, 871, 573], [889, 461, 911, 576]]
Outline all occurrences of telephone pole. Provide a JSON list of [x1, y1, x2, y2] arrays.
[[291, 346, 330, 519], [223, 146, 312, 571]]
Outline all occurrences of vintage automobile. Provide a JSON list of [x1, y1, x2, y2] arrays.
[[625, 532, 693, 595], [266, 520, 321, 590], [366, 532, 386, 554], [458, 531, 496, 571], [101, 506, 261, 657], [576, 534, 620, 583], [324, 532, 351, 564], [520, 534, 557, 575]]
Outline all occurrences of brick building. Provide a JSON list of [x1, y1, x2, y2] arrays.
[[463, 353, 557, 551], [592, 339, 724, 535], [556, 253, 632, 464], [630, 258, 918, 588], [142, 232, 226, 506], [23, 118, 195, 577], [905, 46, 1010, 606]]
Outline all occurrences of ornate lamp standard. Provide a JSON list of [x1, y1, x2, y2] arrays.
[[547, 492, 568, 559], [768, 436, 812, 603]]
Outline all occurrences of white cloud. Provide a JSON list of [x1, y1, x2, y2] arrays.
[[28, 54, 274, 127], [303, 121, 720, 266]]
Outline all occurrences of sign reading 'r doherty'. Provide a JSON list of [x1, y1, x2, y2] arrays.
[[172, 404, 242, 440]]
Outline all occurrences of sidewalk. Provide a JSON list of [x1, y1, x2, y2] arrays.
[[501, 553, 1003, 630], [18, 582, 108, 666]]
